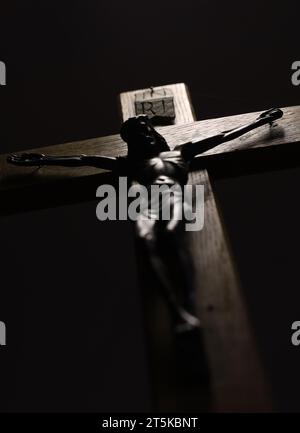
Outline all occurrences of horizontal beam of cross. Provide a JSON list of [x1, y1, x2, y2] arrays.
[[1, 106, 299, 193]]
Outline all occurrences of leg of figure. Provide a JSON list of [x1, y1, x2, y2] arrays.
[[136, 194, 200, 333]]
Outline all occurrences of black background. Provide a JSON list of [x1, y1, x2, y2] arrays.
[[0, 1, 299, 411]]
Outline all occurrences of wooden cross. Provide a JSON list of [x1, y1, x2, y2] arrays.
[[1, 83, 299, 412]]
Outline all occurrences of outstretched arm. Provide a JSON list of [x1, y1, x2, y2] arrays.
[[7, 153, 118, 171], [178, 108, 283, 162]]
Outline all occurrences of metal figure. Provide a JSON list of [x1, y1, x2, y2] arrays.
[[7, 108, 283, 334]]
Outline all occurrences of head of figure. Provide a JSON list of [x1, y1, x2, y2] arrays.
[[120, 115, 170, 161]]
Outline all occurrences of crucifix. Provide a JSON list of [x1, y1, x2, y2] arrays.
[[1, 83, 300, 412]]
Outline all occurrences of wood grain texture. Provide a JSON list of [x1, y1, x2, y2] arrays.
[[190, 169, 269, 411]]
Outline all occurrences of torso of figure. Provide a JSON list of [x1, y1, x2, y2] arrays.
[[129, 151, 189, 187]]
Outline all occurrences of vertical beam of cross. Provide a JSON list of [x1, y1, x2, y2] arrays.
[[120, 83, 271, 412]]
